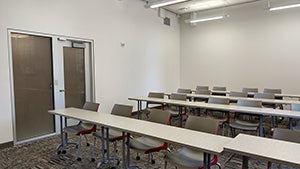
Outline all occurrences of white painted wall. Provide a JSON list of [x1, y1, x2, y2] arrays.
[[180, 1, 300, 93], [0, 0, 180, 144]]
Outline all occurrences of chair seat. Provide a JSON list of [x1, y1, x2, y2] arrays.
[[64, 123, 95, 135], [129, 136, 166, 153], [229, 120, 258, 131], [93, 128, 127, 142], [165, 147, 204, 168]]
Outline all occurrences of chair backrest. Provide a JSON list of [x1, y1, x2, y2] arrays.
[[208, 97, 230, 105], [83, 102, 100, 112], [195, 89, 211, 95], [229, 91, 247, 98], [185, 116, 219, 135], [254, 93, 275, 99], [148, 92, 164, 98], [170, 93, 187, 101], [196, 86, 209, 91], [292, 103, 300, 111], [237, 99, 262, 108], [177, 88, 192, 94], [263, 88, 282, 94], [148, 109, 171, 125], [242, 87, 258, 93], [111, 104, 133, 117], [212, 86, 226, 91], [273, 128, 300, 143]]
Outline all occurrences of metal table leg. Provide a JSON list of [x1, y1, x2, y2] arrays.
[[242, 156, 249, 169], [259, 115, 264, 137]]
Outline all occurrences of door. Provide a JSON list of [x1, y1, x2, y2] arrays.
[[11, 33, 55, 142], [10, 31, 95, 143]]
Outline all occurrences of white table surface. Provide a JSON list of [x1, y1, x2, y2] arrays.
[[128, 97, 300, 118], [187, 93, 300, 105], [49, 108, 232, 155], [191, 89, 300, 98], [224, 134, 300, 168]]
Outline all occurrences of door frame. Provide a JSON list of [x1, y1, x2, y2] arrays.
[[7, 29, 95, 145]]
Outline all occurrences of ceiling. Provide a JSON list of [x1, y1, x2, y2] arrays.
[[146, 0, 260, 15]]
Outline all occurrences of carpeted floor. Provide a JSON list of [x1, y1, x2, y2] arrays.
[[0, 132, 298, 169]]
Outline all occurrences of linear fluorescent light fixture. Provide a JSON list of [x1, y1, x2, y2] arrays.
[[187, 15, 224, 24], [150, 0, 188, 8], [269, 3, 300, 11]]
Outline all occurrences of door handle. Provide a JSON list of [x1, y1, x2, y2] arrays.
[[59, 89, 65, 92]]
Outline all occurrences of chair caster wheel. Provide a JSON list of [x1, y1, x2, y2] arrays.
[[91, 158, 95, 162], [115, 149, 118, 153], [136, 156, 140, 160], [76, 145, 79, 149], [57, 150, 61, 155], [77, 157, 82, 161], [110, 167, 117, 169], [86, 143, 90, 147], [117, 160, 120, 165], [62, 150, 67, 154], [151, 159, 155, 164], [104, 149, 107, 153]]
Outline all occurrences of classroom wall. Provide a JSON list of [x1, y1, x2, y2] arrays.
[[0, 0, 180, 144], [180, 1, 300, 93]]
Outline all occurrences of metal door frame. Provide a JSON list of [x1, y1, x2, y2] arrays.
[[7, 29, 95, 145]]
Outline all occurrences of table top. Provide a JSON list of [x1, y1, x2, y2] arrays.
[[224, 134, 300, 168], [49, 108, 232, 154], [128, 97, 300, 118], [191, 89, 300, 98], [187, 93, 300, 105]]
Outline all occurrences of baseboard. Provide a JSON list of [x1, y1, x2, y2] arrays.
[[0, 141, 13, 149]]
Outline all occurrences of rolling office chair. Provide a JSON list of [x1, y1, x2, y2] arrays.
[[177, 88, 192, 94], [92, 104, 133, 167], [212, 86, 227, 96], [61, 102, 100, 161], [229, 99, 262, 137], [193, 89, 211, 115], [143, 92, 165, 118], [206, 97, 230, 135], [196, 85, 209, 91], [164, 116, 222, 169], [242, 87, 258, 97], [267, 128, 300, 169], [128, 109, 171, 166], [290, 103, 300, 130], [166, 93, 188, 127]]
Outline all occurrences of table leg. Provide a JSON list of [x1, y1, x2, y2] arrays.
[[97, 126, 106, 168], [122, 132, 126, 169], [127, 133, 130, 168], [179, 106, 183, 127], [242, 156, 249, 169], [203, 152, 211, 169], [289, 118, 293, 129], [259, 115, 264, 137]]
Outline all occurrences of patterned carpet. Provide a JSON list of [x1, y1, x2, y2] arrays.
[[0, 132, 298, 169]]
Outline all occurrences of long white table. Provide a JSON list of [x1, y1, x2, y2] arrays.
[[186, 93, 300, 105], [129, 97, 300, 136], [191, 89, 300, 99], [49, 108, 232, 169], [224, 134, 300, 169]]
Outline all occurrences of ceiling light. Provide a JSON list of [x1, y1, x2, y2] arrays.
[[149, 0, 188, 8], [186, 15, 224, 24], [269, 3, 300, 11]]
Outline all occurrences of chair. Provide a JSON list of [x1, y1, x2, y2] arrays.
[[263, 88, 283, 101], [291, 103, 300, 130], [267, 128, 300, 169], [196, 85, 209, 91], [212, 86, 227, 96], [229, 91, 247, 104], [206, 97, 230, 135], [242, 87, 259, 93], [140, 92, 164, 119], [194, 89, 211, 102], [164, 116, 221, 169], [62, 102, 100, 161], [167, 93, 188, 126], [92, 104, 133, 166], [229, 99, 262, 137], [177, 88, 192, 94], [129, 109, 171, 165]]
